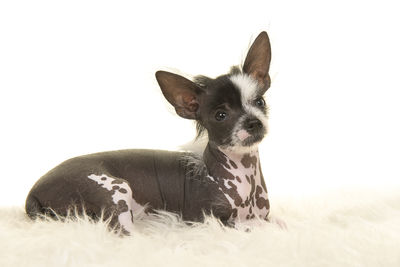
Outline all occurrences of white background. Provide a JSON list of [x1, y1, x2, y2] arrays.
[[1, 0, 399, 206]]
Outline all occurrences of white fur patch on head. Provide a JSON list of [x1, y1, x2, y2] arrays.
[[228, 74, 269, 152], [230, 74, 260, 105]]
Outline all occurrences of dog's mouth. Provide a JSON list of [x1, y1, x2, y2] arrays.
[[218, 121, 267, 151], [241, 130, 265, 146], [219, 129, 266, 152], [234, 128, 266, 147]]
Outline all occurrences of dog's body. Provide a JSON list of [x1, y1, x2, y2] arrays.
[[26, 31, 273, 233]]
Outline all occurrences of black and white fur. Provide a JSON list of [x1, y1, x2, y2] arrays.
[[26, 31, 277, 234]]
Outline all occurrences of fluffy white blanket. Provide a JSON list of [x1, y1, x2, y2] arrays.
[[1, 187, 399, 267]]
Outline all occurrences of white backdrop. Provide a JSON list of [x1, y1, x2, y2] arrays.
[[1, 0, 399, 206]]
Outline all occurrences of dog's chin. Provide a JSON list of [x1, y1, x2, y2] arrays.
[[241, 132, 265, 147], [221, 131, 266, 154]]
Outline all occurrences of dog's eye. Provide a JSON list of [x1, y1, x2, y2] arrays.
[[255, 97, 265, 107], [215, 111, 227, 121]]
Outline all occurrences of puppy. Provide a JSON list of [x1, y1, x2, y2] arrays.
[[26, 31, 274, 234]]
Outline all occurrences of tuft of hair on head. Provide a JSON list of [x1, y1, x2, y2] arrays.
[[229, 65, 242, 76], [193, 75, 213, 89]]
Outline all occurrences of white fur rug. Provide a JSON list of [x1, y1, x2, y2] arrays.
[[1, 187, 399, 267]]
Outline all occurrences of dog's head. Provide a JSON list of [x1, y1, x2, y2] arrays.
[[156, 31, 271, 153]]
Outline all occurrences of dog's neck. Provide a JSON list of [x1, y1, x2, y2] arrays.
[[202, 142, 269, 220], [203, 142, 264, 184]]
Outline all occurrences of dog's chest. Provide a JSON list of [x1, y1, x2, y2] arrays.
[[208, 151, 270, 221]]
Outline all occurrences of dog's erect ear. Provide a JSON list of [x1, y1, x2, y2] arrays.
[[155, 71, 203, 120], [243, 31, 272, 92]]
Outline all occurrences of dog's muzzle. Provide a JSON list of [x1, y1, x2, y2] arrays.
[[240, 118, 266, 146]]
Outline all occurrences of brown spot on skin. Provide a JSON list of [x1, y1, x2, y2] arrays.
[[213, 164, 236, 181], [229, 160, 238, 169], [227, 181, 237, 189], [101, 177, 107, 181], [249, 206, 252, 214], [244, 197, 250, 207], [254, 168, 257, 176], [119, 188, 127, 194], [216, 151, 232, 170], [117, 200, 129, 213], [246, 214, 250, 220], [240, 203, 245, 208], [255, 185, 269, 210], [241, 154, 258, 169], [255, 185, 263, 196], [232, 208, 238, 218], [226, 181, 242, 206], [130, 210, 134, 222], [256, 197, 269, 210], [236, 176, 242, 183], [112, 185, 120, 190], [250, 214, 255, 219], [245, 175, 250, 183], [111, 179, 124, 184]]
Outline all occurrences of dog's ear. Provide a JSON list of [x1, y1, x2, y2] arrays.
[[155, 71, 203, 120], [243, 31, 272, 92]]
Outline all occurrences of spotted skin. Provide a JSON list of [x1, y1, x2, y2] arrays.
[[87, 174, 143, 233], [204, 145, 270, 222]]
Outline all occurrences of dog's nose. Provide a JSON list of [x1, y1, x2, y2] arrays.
[[246, 118, 263, 131]]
